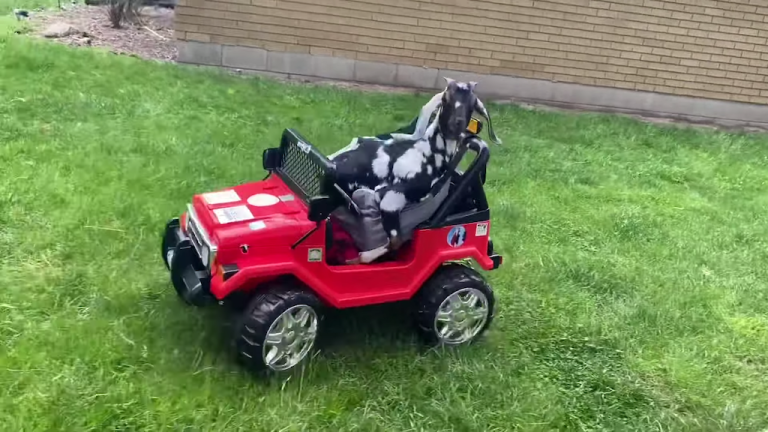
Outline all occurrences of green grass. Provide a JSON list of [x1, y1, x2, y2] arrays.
[[1, 0, 61, 15], [3, 24, 768, 432]]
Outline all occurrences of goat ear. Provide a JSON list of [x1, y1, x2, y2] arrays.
[[474, 96, 502, 145], [395, 90, 444, 142]]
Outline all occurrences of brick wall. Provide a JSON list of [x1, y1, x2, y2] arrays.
[[175, 0, 768, 105]]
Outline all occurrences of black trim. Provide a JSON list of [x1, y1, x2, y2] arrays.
[[276, 129, 340, 203], [264, 129, 346, 222], [161, 217, 182, 271], [490, 254, 502, 270], [437, 208, 491, 226], [325, 218, 334, 251], [307, 196, 337, 223], [421, 144, 491, 230], [222, 264, 239, 281], [291, 222, 321, 250], [162, 218, 216, 307], [487, 237, 502, 270], [262, 147, 281, 171], [169, 239, 216, 307]]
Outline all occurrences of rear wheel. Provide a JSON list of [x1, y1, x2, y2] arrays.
[[413, 264, 495, 346], [233, 282, 324, 374]]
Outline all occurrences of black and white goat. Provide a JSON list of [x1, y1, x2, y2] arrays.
[[329, 78, 502, 251]]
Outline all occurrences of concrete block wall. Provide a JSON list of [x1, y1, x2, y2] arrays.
[[174, 0, 768, 126]]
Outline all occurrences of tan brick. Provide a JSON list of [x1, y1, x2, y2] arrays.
[[691, 52, 712, 61], [411, 50, 437, 61], [177, 0, 768, 103], [736, 64, 760, 74], [730, 94, 753, 102], [747, 36, 768, 45], [707, 68, 729, 78], [724, 10, 746, 20], [309, 46, 334, 56], [714, 40, 736, 49], [712, 17, 733, 26], [606, 57, 629, 66], [187, 32, 213, 43], [175, 22, 198, 33], [626, 75, 647, 83]]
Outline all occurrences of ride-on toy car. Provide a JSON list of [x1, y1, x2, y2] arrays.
[[161, 118, 503, 374]]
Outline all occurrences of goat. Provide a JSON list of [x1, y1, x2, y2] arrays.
[[329, 78, 502, 251]]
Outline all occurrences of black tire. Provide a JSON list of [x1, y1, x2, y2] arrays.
[[413, 263, 495, 346], [161, 218, 184, 271], [233, 281, 324, 374], [161, 230, 176, 271]]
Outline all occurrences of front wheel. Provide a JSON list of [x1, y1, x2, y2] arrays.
[[233, 283, 324, 374], [413, 264, 495, 346]]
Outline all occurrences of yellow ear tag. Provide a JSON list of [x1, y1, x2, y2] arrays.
[[467, 118, 479, 134]]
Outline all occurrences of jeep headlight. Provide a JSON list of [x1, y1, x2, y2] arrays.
[[201, 245, 217, 268], [201, 245, 210, 267]]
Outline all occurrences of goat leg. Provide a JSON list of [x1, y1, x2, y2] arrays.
[[377, 187, 408, 251], [380, 209, 404, 250]]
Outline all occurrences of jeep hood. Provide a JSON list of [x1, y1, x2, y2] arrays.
[[189, 176, 315, 247]]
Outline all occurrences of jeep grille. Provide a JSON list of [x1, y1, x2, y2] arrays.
[[279, 141, 324, 199], [275, 129, 337, 202], [187, 215, 205, 256], [185, 204, 215, 266]]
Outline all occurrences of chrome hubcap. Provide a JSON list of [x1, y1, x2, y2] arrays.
[[262, 305, 318, 371], [434, 288, 489, 344]]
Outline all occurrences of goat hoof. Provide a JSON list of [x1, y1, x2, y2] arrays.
[[390, 236, 404, 250], [358, 245, 390, 264]]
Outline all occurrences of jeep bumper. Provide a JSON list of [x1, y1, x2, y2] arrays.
[[162, 218, 216, 307]]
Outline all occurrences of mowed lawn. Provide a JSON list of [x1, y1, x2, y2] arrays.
[[3, 21, 768, 432]]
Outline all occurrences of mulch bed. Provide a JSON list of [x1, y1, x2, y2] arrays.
[[25, 4, 176, 61]]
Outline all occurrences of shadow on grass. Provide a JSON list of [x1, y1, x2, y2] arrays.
[[159, 291, 425, 375]]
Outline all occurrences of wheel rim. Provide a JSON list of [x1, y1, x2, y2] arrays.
[[262, 304, 318, 371], [434, 288, 489, 344]]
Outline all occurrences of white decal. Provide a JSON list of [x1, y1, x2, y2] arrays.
[[249, 220, 266, 231], [203, 189, 240, 205], [308, 248, 323, 262], [476, 222, 488, 237], [297, 141, 311, 154], [247, 193, 280, 207], [213, 205, 254, 224]]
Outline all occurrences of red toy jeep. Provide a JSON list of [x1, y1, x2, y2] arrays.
[[161, 120, 503, 374]]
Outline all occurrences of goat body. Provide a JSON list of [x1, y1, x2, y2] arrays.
[[332, 119, 459, 242], [329, 78, 501, 251]]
